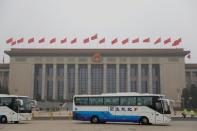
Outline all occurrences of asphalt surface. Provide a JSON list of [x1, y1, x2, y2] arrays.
[[32, 116, 197, 121], [0, 120, 197, 131]]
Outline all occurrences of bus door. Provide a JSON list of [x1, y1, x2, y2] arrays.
[[155, 101, 164, 124]]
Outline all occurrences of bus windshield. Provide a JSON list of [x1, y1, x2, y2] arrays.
[[18, 97, 35, 113]]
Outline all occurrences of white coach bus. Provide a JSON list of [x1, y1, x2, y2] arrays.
[[73, 93, 173, 125], [0, 94, 36, 123]]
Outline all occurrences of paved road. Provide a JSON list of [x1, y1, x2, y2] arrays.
[[0, 120, 197, 131]]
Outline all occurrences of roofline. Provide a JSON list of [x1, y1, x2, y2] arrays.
[[5, 48, 190, 57], [185, 64, 197, 69], [0, 64, 9, 69]]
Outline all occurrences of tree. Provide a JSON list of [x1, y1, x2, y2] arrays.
[[182, 84, 197, 109]]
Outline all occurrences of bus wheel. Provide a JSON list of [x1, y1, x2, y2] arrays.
[[91, 116, 99, 124], [0, 116, 7, 124], [140, 117, 149, 125]]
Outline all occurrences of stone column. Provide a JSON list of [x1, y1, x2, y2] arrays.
[[31, 64, 35, 99], [103, 64, 107, 93], [137, 64, 141, 93], [41, 64, 46, 100], [63, 64, 67, 100], [127, 64, 131, 92], [75, 64, 79, 95], [52, 64, 57, 100], [149, 64, 153, 93], [116, 64, 119, 92], [88, 64, 91, 94]]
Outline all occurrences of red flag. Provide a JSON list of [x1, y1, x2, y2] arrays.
[[50, 38, 56, 44], [61, 37, 67, 44], [154, 38, 161, 44], [143, 38, 150, 43], [164, 38, 171, 45], [122, 38, 129, 45], [91, 34, 97, 40], [71, 38, 77, 44], [11, 41, 16, 46], [132, 38, 139, 43], [17, 38, 24, 43], [83, 38, 89, 44], [6, 37, 13, 44], [172, 38, 182, 47], [111, 38, 118, 45], [99, 38, 105, 44], [28, 37, 34, 43], [39, 38, 45, 43]]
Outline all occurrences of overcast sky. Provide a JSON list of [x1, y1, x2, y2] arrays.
[[0, 0, 197, 63]]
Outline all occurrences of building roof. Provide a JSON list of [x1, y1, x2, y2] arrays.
[[185, 64, 197, 69], [0, 64, 9, 69], [5, 48, 190, 57]]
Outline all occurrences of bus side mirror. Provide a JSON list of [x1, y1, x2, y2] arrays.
[[30, 100, 37, 108], [17, 99, 24, 106]]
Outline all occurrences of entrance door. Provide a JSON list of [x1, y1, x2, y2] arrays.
[[155, 102, 164, 124]]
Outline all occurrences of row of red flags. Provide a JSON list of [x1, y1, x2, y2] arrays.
[[6, 35, 182, 46]]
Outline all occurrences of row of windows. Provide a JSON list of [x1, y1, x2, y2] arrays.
[[75, 96, 153, 106], [35, 64, 160, 77], [34, 64, 160, 100]]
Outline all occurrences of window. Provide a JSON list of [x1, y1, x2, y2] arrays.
[[89, 97, 103, 105], [119, 64, 127, 92], [0, 97, 12, 106], [75, 97, 89, 105], [137, 97, 153, 106], [106, 64, 116, 93], [141, 64, 148, 76], [34, 64, 42, 100], [141, 81, 148, 93], [152, 64, 160, 76], [104, 97, 119, 106], [57, 64, 64, 77], [91, 64, 103, 94], [78, 64, 88, 94], [57, 80, 64, 101], [120, 97, 136, 106], [155, 102, 163, 113], [47, 80, 53, 100], [130, 64, 137, 76], [67, 64, 75, 100], [46, 64, 53, 77]]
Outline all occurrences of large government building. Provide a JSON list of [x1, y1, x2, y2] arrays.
[[0, 48, 195, 107]]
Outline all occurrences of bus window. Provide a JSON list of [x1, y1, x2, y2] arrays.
[[0, 97, 12, 107], [137, 97, 153, 106], [104, 97, 119, 106], [120, 97, 136, 106], [155, 102, 163, 114], [75, 97, 89, 105], [89, 97, 103, 105], [163, 100, 171, 114]]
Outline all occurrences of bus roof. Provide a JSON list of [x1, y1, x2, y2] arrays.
[[74, 92, 165, 97], [0, 94, 30, 98]]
